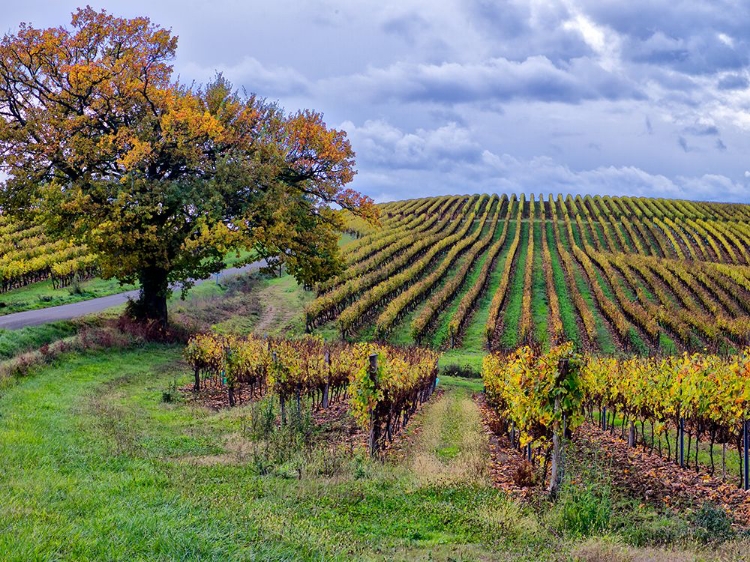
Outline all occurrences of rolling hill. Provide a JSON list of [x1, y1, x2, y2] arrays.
[[308, 193, 750, 356]]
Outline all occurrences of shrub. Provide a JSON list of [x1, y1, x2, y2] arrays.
[[691, 502, 734, 544]]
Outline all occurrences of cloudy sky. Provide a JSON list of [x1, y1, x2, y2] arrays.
[[3, 1, 750, 203]]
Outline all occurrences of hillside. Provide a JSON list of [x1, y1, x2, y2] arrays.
[[0, 214, 97, 293], [307, 193, 750, 357]]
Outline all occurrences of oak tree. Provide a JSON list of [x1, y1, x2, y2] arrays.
[[0, 7, 376, 326]]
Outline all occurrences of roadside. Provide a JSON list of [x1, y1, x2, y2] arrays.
[[0, 261, 265, 330]]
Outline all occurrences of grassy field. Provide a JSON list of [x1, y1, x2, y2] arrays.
[[1, 346, 746, 560], [3, 193, 750, 560], [0, 321, 78, 360]]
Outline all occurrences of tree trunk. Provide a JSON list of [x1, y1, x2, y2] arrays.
[[134, 266, 170, 327]]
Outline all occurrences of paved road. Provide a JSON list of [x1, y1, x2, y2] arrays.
[[0, 261, 266, 330]]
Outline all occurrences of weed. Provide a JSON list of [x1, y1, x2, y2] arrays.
[[440, 363, 481, 378], [555, 480, 612, 537], [68, 277, 84, 295], [241, 396, 323, 477], [162, 378, 179, 403], [513, 460, 537, 487]]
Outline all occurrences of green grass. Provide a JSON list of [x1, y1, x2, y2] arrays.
[[388, 213, 491, 346], [590, 265, 649, 354], [591, 221, 608, 250], [499, 221, 529, 349], [546, 222, 581, 348], [459, 220, 518, 351], [438, 349, 485, 377], [579, 218, 597, 247], [658, 332, 678, 355], [0, 346, 562, 561], [0, 250, 256, 318], [531, 221, 549, 350], [429, 214, 505, 348], [174, 271, 314, 340], [0, 321, 78, 361], [438, 375, 484, 393], [1, 346, 741, 560], [570, 221, 584, 247], [557, 222, 616, 354], [617, 221, 636, 252], [222, 248, 258, 267], [408, 382, 488, 479]]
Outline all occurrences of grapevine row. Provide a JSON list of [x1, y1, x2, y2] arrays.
[[185, 333, 439, 454]]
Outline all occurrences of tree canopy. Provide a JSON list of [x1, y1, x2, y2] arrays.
[[0, 7, 377, 325]]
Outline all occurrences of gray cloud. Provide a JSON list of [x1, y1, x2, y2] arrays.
[[466, 0, 593, 64], [381, 13, 430, 43], [340, 119, 748, 203], [342, 120, 481, 171], [325, 56, 645, 106], [684, 123, 719, 136], [717, 74, 749, 90]]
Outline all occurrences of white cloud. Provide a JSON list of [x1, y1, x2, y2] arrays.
[[343, 120, 748, 203], [180, 57, 310, 97], [342, 120, 479, 169]]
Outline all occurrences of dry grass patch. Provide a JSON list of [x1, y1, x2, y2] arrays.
[[571, 538, 750, 562], [410, 386, 489, 486]]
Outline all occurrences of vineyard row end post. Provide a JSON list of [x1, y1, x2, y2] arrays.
[[744, 419, 749, 491], [368, 353, 379, 457]]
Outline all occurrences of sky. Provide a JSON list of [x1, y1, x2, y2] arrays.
[[2, 1, 750, 204]]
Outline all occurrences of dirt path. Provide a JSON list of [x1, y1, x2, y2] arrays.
[[408, 383, 489, 485], [0, 261, 266, 330], [253, 303, 277, 335]]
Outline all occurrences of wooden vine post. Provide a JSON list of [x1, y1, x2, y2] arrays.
[[679, 417, 685, 468], [273, 351, 286, 426], [368, 353, 379, 457], [322, 350, 331, 409], [744, 418, 750, 491], [548, 357, 570, 497], [193, 364, 201, 392], [225, 343, 236, 407]]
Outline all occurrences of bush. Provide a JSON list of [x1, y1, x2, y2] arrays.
[[691, 502, 734, 544], [116, 314, 190, 343], [617, 510, 691, 547]]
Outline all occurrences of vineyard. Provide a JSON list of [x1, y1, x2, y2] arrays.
[[308, 193, 750, 356], [0, 215, 97, 292], [184, 333, 439, 454], [483, 345, 750, 497]]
